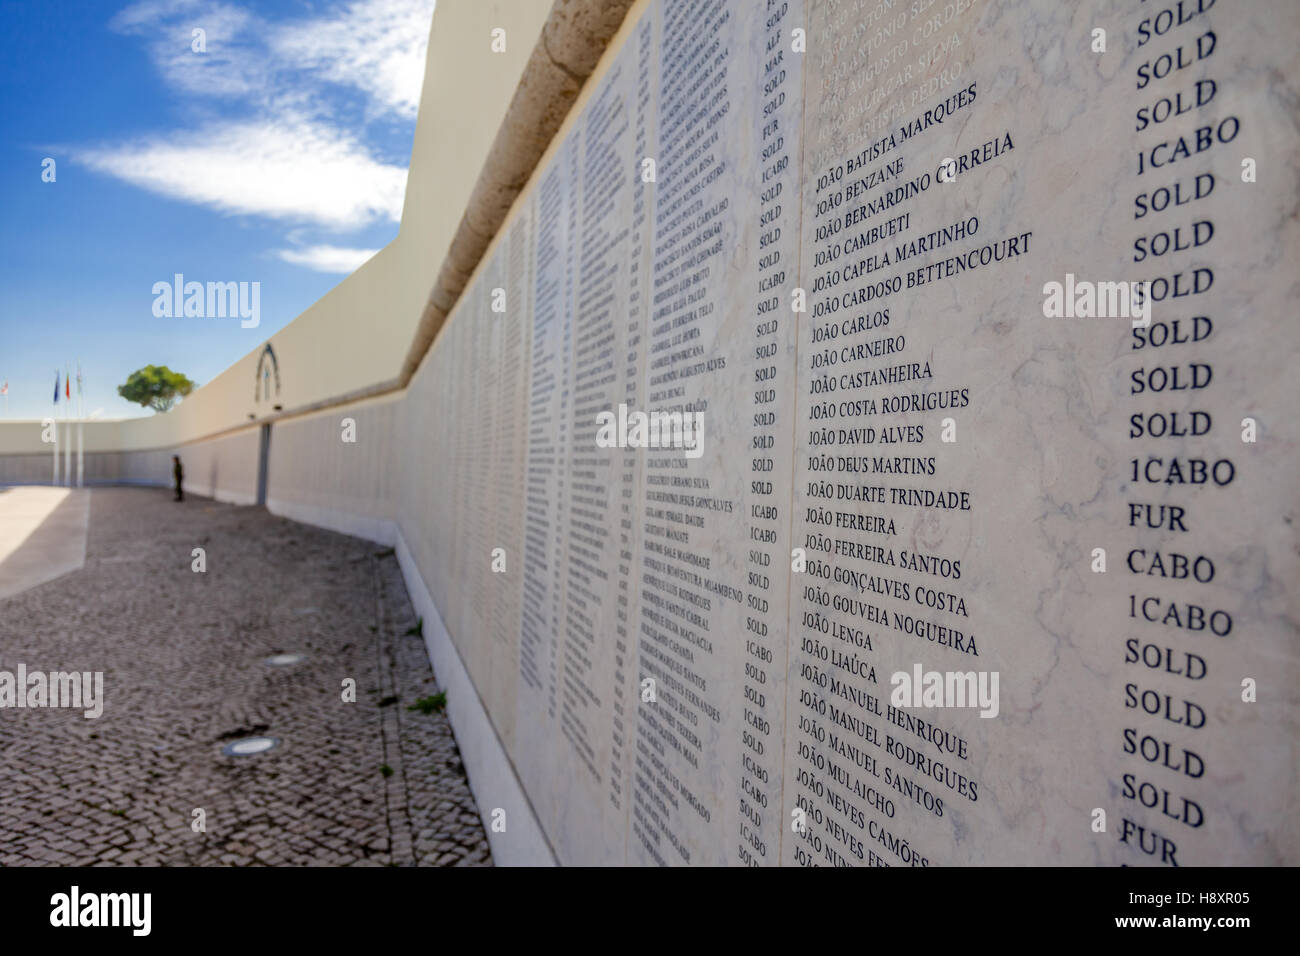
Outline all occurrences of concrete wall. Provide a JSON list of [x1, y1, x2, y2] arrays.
[[265, 396, 401, 542], [0, 453, 59, 486], [1, 421, 256, 500], [0, 421, 168, 487], [178, 428, 262, 504]]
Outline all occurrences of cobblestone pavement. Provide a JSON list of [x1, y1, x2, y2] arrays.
[[0, 487, 491, 866]]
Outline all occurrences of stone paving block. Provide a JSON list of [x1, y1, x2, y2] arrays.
[[0, 488, 492, 867]]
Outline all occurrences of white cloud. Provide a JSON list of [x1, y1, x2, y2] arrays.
[[82, 0, 434, 245], [78, 119, 407, 229], [111, 0, 271, 100], [276, 245, 381, 274], [272, 0, 435, 119], [111, 0, 434, 117]]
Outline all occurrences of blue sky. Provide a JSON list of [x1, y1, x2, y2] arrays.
[[0, 0, 434, 419]]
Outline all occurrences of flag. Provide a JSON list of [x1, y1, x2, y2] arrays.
[[65, 366, 70, 400], [0, 381, 7, 395], [53, 371, 60, 403], [76, 363, 83, 397]]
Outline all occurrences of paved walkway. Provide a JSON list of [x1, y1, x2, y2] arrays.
[[0, 486, 490, 866], [0, 486, 89, 601]]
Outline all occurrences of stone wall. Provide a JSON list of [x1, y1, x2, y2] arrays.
[[265, 397, 402, 543], [382, 0, 1299, 865], [3, 0, 1295, 867]]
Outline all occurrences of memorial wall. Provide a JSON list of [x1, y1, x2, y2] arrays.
[[2, 0, 1293, 867], [413, 0, 1299, 865]]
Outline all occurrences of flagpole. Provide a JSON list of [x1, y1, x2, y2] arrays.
[[63, 367, 70, 488], [76, 360, 84, 487], [52, 374, 59, 486]]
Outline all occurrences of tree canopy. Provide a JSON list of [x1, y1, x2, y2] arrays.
[[116, 365, 196, 413]]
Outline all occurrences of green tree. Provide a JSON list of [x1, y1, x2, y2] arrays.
[[116, 365, 196, 413]]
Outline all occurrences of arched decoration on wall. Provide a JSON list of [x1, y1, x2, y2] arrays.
[[255, 344, 281, 403]]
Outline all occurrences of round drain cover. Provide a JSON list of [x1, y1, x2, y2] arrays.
[[222, 736, 280, 757], [265, 653, 305, 666]]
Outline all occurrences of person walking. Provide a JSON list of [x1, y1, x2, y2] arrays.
[[172, 455, 184, 501]]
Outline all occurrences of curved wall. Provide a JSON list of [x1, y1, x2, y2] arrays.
[[3, 0, 1297, 868]]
